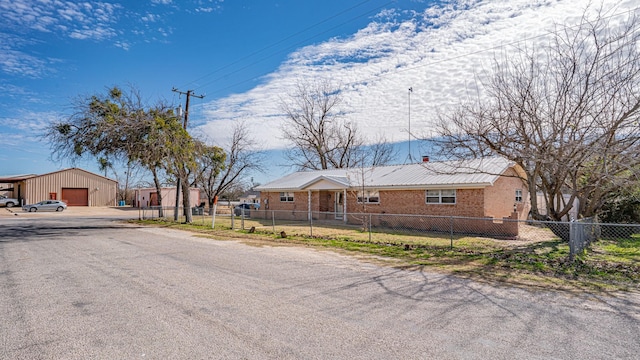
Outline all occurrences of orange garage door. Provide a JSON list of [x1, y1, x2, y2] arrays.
[[62, 188, 88, 206]]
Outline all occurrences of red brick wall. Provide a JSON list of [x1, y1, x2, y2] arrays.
[[258, 189, 520, 238], [261, 191, 307, 212], [261, 189, 487, 217], [343, 189, 485, 217], [484, 169, 531, 220]]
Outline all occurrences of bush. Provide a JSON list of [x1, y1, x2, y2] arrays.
[[600, 194, 640, 224]]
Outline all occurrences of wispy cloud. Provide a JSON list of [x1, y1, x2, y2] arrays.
[[0, 0, 122, 40], [0, 110, 60, 151], [0, 0, 225, 77], [198, 0, 635, 152], [0, 49, 53, 78], [142, 13, 161, 23], [69, 26, 118, 41]]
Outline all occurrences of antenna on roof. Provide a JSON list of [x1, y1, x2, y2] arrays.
[[405, 87, 413, 164]]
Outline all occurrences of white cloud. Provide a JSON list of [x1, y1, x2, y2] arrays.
[[0, 0, 121, 41], [0, 49, 52, 78], [142, 13, 160, 22], [114, 41, 131, 51], [197, 0, 635, 151], [0, 0, 231, 80], [0, 110, 60, 150], [69, 26, 117, 41]]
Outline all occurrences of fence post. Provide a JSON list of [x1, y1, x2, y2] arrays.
[[310, 211, 313, 237], [450, 216, 454, 249], [211, 203, 217, 229], [272, 211, 275, 234], [231, 213, 235, 230], [241, 207, 245, 230], [369, 213, 372, 242], [569, 221, 576, 261]]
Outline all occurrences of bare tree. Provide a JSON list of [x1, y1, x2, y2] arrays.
[[434, 6, 640, 221], [100, 158, 144, 204], [280, 80, 366, 170], [360, 134, 398, 167], [192, 142, 226, 212], [194, 121, 264, 212]]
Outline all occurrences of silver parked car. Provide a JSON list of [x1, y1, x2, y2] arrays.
[[0, 194, 19, 207], [22, 200, 67, 212]]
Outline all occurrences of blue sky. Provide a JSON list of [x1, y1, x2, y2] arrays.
[[0, 0, 634, 186]]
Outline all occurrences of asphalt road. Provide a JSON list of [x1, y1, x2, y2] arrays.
[[1, 214, 639, 359]]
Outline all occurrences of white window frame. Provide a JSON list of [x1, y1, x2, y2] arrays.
[[279, 192, 294, 202], [425, 189, 456, 204], [515, 189, 523, 203], [357, 190, 380, 204]]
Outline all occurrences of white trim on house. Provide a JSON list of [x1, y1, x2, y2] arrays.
[[300, 175, 350, 190]]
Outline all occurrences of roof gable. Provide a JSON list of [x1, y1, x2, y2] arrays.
[[301, 175, 350, 190], [37, 168, 118, 183], [0, 168, 118, 183]]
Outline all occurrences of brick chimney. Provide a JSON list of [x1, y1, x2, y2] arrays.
[[422, 155, 430, 163]]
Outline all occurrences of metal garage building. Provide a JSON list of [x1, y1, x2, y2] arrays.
[[0, 168, 118, 206]]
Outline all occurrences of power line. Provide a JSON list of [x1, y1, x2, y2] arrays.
[[173, 3, 640, 144], [178, 0, 387, 91], [183, 1, 398, 95], [196, 5, 640, 113]]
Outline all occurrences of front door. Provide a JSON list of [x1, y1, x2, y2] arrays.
[[334, 191, 344, 219], [150, 192, 159, 206]]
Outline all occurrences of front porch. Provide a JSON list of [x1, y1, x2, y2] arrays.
[[312, 189, 347, 221]]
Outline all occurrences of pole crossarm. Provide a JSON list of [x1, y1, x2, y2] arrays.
[[172, 87, 205, 130]]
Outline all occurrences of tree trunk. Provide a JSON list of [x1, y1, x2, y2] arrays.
[[151, 167, 163, 217], [181, 173, 192, 223]]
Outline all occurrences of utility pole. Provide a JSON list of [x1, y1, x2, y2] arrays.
[[172, 88, 204, 129], [171, 87, 205, 222]]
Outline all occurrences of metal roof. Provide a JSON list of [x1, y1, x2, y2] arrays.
[[0, 168, 117, 183], [0, 174, 38, 182], [256, 157, 515, 191]]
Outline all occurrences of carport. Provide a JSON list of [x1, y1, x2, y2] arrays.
[[0, 174, 35, 206]]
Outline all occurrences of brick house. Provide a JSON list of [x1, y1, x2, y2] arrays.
[[254, 157, 531, 236]]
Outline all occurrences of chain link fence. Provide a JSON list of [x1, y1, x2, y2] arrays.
[[137, 207, 639, 260]]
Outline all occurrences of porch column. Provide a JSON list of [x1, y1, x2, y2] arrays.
[[343, 189, 347, 224]]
